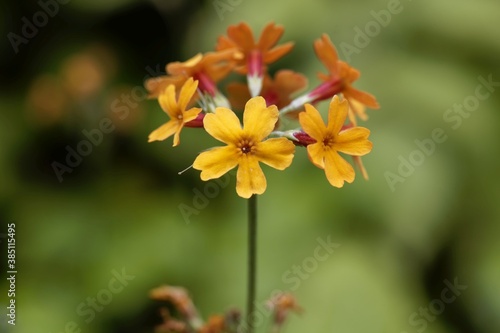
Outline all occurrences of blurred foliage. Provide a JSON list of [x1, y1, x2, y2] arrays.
[[1, 0, 500, 333]]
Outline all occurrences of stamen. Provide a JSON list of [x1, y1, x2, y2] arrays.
[[178, 164, 193, 175]]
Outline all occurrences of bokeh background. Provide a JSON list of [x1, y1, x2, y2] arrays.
[[1, 0, 499, 332]]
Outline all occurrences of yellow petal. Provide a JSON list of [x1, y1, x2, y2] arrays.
[[148, 120, 179, 143], [158, 85, 179, 119], [193, 146, 239, 180], [344, 87, 380, 109], [335, 127, 372, 156], [204, 107, 243, 144], [172, 126, 183, 147], [299, 104, 326, 141], [183, 107, 203, 123], [306, 142, 327, 169], [236, 155, 266, 198], [327, 95, 349, 135], [324, 150, 355, 188], [167, 53, 203, 76], [254, 138, 295, 170], [242, 96, 278, 141], [178, 78, 198, 111]]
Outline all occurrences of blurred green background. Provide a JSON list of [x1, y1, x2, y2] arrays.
[[1, 0, 499, 332]]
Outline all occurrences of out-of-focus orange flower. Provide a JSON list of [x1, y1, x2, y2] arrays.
[[267, 293, 302, 328], [60, 53, 106, 99], [150, 285, 200, 322], [312, 34, 379, 123], [226, 69, 307, 111], [280, 34, 378, 124], [145, 51, 236, 98], [26, 74, 68, 126], [216, 22, 294, 96], [198, 315, 225, 333]]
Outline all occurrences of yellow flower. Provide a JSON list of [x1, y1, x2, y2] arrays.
[[299, 96, 372, 187], [193, 97, 295, 198], [148, 77, 202, 146]]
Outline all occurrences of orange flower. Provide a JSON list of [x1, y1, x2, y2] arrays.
[[298, 96, 372, 187], [148, 78, 202, 146], [193, 97, 295, 198], [226, 70, 307, 110], [280, 34, 379, 125], [145, 51, 235, 98], [313, 34, 379, 123], [216, 22, 294, 96]]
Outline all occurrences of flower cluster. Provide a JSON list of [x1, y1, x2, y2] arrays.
[[146, 22, 379, 198]]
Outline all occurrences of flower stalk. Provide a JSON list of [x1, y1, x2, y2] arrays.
[[246, 194, 258, 333]]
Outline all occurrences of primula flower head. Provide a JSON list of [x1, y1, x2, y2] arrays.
[[299, 95, 372, 187], [148, 77, 202, 146], [193, 96, 295, 198]]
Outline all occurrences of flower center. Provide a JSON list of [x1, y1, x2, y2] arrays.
[[238, 139, 254, 155], [322, 135, 334, 148]]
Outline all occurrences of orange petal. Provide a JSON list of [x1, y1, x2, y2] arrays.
[[327, 95, 349, 135], [236, 155, 266, 198], [158, 85, 179, 119], [193, 146, 239, 180], [227, 22, 255, 52], [148, 120, 179, 143], [167, 53, 203, 76], [257, 22, 284, 50], [299, 104, 326, 141], [334, 127, 372, 156], [344, 87, 380, 109], [324, 150, 355, 187], [145, 75, 184, 98], [216, 35, 237, 51], [242, 97, 279, 141], [203, 50, 238, 82], [338, 62, 360, 83], [314, 34, 339, 75], [204, 107, 242, 144], [353, 156, 369, 180], [263, 42, 294, 64], [348, 99, 368, 123], [254, 138, 295, 170], [274, 70, 308, 98], [178, 78, 198, 111]]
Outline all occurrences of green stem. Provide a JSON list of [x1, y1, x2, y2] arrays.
[[247, 194, 257, 333]]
